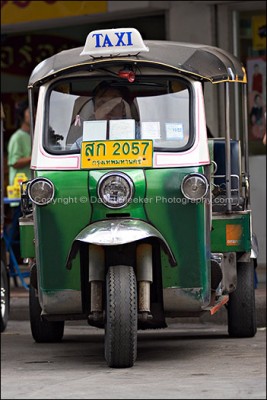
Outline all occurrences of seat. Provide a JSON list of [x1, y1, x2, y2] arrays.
[[209, 138, 243, 211], [213, 139, 241, 189]]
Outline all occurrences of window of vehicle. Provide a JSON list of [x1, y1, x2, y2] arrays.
[[45, 77, 192, 154]]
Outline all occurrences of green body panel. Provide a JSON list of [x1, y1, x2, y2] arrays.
[[160, 251, 179, 286], [144, 167, 210, 294], [19, 218, 35, 258], [33, 167, 210, 303], [89, 169, 147, 221], [35, 171, 91, 292], [89, 167, 210, 292], [211, 212, 251, 253]]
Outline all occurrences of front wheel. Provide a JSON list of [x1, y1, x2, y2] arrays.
[[29, 284, 64, 343], [105, 265, 137, 368], [227, 260, 257, 338], [1, 260, 10, 333]]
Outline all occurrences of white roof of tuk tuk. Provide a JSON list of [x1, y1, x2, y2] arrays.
[[28, 40, 247, 87]]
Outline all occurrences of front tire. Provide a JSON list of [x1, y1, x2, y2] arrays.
[[105, 265, 137, 368], [1, 260, 10, 333], [29, 283, 64, 343], [227, 260, 257, 338]]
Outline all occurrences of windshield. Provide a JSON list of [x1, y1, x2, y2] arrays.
[[45, 77, 192, 154]]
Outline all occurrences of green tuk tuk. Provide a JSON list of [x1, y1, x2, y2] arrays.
[[20, 28, 257, 368]]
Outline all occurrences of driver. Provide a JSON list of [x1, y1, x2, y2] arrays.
[[68, 82, 131, 149]]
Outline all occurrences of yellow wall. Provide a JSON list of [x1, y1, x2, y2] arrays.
[[1, 1, 107, 25]]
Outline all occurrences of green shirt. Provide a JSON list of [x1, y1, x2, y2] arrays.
[[7, 128, 31, 185]]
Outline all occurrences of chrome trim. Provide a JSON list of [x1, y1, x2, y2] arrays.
[[97, 171, 134, 209], [250, 233, 259, 259], [225, 82, 232, 212], [66, 219, 176, 268], [181, 173, 209, 200], [28, 177, 55, 206]]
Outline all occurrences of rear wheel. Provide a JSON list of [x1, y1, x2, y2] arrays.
[[227, 260, 257, 338], [105, 265, 137, 368], [29, 270, 64, 342], [1, 260, 10, 333]]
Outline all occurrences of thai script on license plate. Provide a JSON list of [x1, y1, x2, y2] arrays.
[[81, 140, 153, 169]]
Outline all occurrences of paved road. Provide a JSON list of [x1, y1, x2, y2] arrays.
[[1, 320, 266, 399]]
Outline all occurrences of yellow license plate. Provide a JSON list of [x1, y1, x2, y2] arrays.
[[81, 140, 153, 169]]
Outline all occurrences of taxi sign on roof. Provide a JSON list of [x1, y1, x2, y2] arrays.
[[80, 28, 149, 57]]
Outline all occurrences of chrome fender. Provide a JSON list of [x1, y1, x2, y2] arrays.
[[250, 232, 259, 259], [66, 219, 176, 269]]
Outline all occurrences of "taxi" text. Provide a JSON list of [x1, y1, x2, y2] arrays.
[[92, 31, 133, 48]]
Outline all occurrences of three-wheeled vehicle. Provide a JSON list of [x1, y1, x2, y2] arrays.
[[1, 103, 10, 332], [20, 28, 257, 368]]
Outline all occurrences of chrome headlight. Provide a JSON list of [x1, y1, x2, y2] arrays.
[[97, 172, 133, 209], [28, 178, 55, 206], [181, 173, 208, 201]]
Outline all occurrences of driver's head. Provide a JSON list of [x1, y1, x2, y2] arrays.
[[93, 82, 131, 119]]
